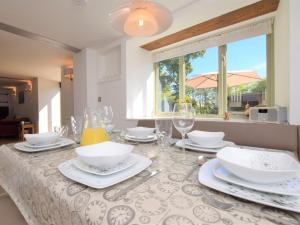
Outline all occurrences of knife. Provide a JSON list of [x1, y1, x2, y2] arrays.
[[112, 169, 161, 201]]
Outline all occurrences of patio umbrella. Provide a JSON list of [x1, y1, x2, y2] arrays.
[[186, 71, 262, 89]]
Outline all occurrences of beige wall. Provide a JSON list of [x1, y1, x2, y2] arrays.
[[288, 0, 300, 125], [0, 80, 39, 129], [274, 0, 289, 108], [13, 84, 35, 119]]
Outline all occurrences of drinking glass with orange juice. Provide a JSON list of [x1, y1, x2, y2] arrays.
[[80, 107, 109, 146]]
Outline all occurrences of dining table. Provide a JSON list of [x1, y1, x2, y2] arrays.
[[0, 138, 299, 225]]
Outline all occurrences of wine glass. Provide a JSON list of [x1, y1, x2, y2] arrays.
[[172, 103, 195, 152], [53, 125, 69, 138], [98, 105, 114, 133], [71, 115, 83, 144], [155, 119, 173, 151]]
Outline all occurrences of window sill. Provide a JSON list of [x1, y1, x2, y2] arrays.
[[126, 116, 251, 123]]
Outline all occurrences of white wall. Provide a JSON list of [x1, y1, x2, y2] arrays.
[[74, 41, 137, 129], [97, 39, 136, 129], [273, 0, 300, 124], [288, 0, 300, 124], [61, 66, 74, 128], [73, 48, 98, 117], [38, 78, 61, 133], [126, 39, 154, 119]]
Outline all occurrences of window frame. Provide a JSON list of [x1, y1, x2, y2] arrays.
[[154, 33, 274, 118]]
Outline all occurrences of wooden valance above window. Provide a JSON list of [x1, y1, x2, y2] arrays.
[[140, 0, 279, 51]]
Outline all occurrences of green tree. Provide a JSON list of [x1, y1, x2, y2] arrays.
[[158, 51, 205, 111]]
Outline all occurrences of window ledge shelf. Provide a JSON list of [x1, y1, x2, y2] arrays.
[[126, 117, 250, 123]]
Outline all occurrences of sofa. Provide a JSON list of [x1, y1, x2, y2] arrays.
[[0, 117, 30, 138]]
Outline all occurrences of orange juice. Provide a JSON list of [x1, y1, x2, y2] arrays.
[[80, 128, 109, 146]]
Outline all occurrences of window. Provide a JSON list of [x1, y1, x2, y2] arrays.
[[185, 47, 219, 115], [227, 35, 267, 113], [155, 34, 274, 117], [156, 57, 180, 113]]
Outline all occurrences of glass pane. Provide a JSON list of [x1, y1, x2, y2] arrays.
[[185, 47, 219, 115], [227, 35, 267, 113], [157, 57, 180, 113]]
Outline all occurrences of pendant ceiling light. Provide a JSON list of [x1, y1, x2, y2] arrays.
[[109, 0, 173, 37]]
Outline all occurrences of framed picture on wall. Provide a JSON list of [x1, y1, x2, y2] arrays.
[[18, 91, 25, 104]]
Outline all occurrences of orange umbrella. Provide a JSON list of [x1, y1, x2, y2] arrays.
[[186, 71, 262, 89]]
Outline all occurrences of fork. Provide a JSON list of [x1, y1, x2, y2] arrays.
[[203, 194, 300, 225]]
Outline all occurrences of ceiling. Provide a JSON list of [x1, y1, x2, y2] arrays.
[[0, 0, 200, 49], [0, 30, 72, 81], [0, 0, 200, 81], [0, 0, 259, 81]]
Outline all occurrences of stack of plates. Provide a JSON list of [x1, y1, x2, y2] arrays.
[[123, 134, 157, 143], [124, 127, 157, 143], [176, 130, 234, 153], [176, 139, 234, 153], [58, 142, 152, 189], [198, 147, 300, 213], [14, 138, 75, 152]]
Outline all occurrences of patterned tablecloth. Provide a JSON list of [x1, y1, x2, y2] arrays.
[[0, 142, 299, 225]]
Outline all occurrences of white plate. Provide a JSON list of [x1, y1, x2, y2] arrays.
[[72, 153, 138, 176], [124, 134, 157, 143], [58, 154, 152, 189], [176, 139, 234, 153], [14, 138, 76, 152], [22, 141, 61, 148], [186, 139, 232, 149], [214, 162, 300, 196], [199, 159, 300, 213]]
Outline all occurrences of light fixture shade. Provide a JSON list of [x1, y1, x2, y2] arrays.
[[109, 0, 173, 37]]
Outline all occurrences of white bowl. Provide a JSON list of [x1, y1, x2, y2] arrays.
[[24, 132, 59, 146], [75, 141, 133, 169], [187, 130, 224, 147], [217, 147, 300, 184], [127, 127, 155, 139]]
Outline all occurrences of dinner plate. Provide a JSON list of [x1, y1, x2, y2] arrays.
[[123, 134, 157, 143], [22, 141, 61, 148], [198, 159, 300, 213], [176, 139, 234, 153], [72, 153, 138, 176], [14, 138, 76, 152], [58, 154, 152, 189], [186, 139, 233, 149], [213, 162, 300, 196]]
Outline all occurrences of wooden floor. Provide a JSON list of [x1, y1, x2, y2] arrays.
[[0, 186, 27, 225], [0, 137, 19, 145]]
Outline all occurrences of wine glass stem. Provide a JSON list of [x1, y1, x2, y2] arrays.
[[181, 133, 185, 153]]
